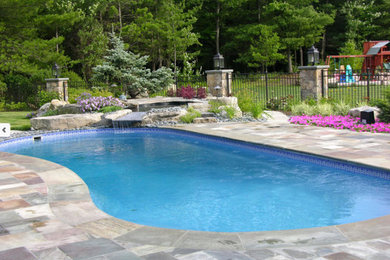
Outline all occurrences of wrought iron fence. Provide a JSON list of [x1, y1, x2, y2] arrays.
[[231, 72, 300, 110], [68, 81, 123, 102], [176, 75, 207, 89], [70, 76, 208, 98], [1, 81, 45, 104], [325, 69, 390, 105], [69, 81, 111, 90]]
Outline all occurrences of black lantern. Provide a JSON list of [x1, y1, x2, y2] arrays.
[[360, 109, 375, 124], [52, 63, 60, 78], [213, 53, 224, 70], [214, 85, 222, 98], [307, 46, 319, 66]]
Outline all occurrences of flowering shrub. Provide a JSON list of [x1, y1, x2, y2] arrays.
[[76, 95, 124, 112], [25, 112, 36, 118], [176, 85, 206, 99], [289, 115, 390, 133], [178, 85, 196, 99], [196, 87, 207, 99]]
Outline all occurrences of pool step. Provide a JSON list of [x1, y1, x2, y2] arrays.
[[113, 112, 147, 128]]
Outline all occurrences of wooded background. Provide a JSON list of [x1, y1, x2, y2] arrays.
[[0, 0, 389, 86]]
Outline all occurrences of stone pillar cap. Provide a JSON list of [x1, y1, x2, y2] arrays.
[[205, 69, 234, 73], [298, 65, 330, 70], [45, 78, 69, 81]]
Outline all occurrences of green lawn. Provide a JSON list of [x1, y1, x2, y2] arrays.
[[328, 84, 390, 104], [232, 77, 389, 106], [0, 111, 32, 130]]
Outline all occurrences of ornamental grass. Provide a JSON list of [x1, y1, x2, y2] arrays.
[[289, 115, 390, 133]]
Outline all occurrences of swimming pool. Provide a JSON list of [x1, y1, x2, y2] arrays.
[[1, 128, 390, 232]]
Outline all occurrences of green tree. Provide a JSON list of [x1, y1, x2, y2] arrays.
[[34, 0, 83, 53], [92, 35, 173, 98], [164, 1, 200, 75], [340, 0, 378, 46], [187, 0, 251, 70], [373, 0, 390, 39], [78, 19, 108, 81], [226, 24, 283, 71], [264, 1, 333, 72], [249, 25, 284, 71], [0, 0, 69, 78], [0, 0, 71, 103], [339, 40, 363, 70], [121, 1, 199, 72]]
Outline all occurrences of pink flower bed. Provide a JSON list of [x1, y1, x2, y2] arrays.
[[289, 115, 390, 133]]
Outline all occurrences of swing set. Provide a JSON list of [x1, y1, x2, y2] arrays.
[[326, 41, 390, 73], [326, 41, 390, 85]]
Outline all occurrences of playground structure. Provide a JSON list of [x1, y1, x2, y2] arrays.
[[326, 41, 390, 86]]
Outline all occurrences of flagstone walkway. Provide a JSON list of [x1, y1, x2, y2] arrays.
[[0, 118, 390, 259]]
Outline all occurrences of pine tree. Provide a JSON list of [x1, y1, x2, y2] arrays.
[[92, 34, 173, 98]]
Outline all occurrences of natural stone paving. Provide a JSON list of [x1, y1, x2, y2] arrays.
[[0, 119, 390, 259], [174, 119, 390, 170]]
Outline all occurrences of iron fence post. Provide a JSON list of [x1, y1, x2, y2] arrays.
[[367, 68, 370, 101], [321, 69, 325, 98], [226, 72, 230, 96], [265, 70, 269, 101]]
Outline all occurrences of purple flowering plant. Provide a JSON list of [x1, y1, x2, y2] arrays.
[[289, 115, 390, 133], [76, 92, 92, 101], [76, 93, 124, 113], [25, 112, 36, 119]]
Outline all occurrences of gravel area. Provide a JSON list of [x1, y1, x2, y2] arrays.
[[147, 106, 185, 114], [144, 107, 267, 127], [215, 112, 267, 123]]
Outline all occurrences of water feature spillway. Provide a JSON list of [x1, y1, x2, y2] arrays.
[[112, 112, 147, 128]]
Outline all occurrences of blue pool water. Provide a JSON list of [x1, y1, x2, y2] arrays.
[[1, 129, 390, 232]]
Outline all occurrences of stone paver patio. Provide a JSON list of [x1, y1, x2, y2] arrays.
[[1, 117, 390, 259]]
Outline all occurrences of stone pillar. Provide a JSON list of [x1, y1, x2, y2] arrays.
[[45, 78, 69, 101], [298, 65, 329, 100], [205, 69, 233, 97]]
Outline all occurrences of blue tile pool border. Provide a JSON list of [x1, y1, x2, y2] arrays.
[[0, 127, 389, 180]]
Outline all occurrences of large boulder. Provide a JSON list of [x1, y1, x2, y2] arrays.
[[142, 108, 187, 125], [209, 96, 242, 118], [36, 99, 70, 117], [348, 106, 380, 120], [57, 104, 83, 114], [31, 109, 134, 130], [50, 99, 69, 110], [217, 96, 239, 106], [188, 101, 210, 112], [36, 103, 51, 117], [31, 113, 104, 130], [101, 109, 132, 125]]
